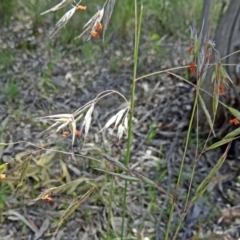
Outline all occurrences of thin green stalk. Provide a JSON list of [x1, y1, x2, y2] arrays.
[[165, 56, 201, 239], [134, 66, 189, 82], [171, 85, 201, 240], [183, 53, 201, 214], [120, 1, 143, 239], [184, 108, 217, 214], [164, 199, 175, 240], [107, 177, 114, 239]]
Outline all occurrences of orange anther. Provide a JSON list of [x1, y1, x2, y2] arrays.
[[76, 5, 87, 11], [91, 30, 100, 38]]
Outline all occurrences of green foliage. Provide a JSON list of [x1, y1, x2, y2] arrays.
[[109, 55, 118, 72], [147, 123, 157, 143], [142, 0, 202, 36], [0, 187, 9, 211], [20, 0, 48, 26], [39, 61, 57, 94], [0, 0, 15, 24], [81, 43, 95, 64], [0, 50, 14, 71], [3, 79, 19, 101], [111, 0, 135, 39]]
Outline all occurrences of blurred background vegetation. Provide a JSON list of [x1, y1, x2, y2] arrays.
[[0, 0, 227, 43], [0, 0, 229, 80]]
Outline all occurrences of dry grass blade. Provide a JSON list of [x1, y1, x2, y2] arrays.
[[39, 114, 77, 143], [83, 12, 99, 29], [123, 116, 128, 130], [75, 8, 104, 40], [101, 154, 172, 199], [74, 112, 84, 120], [100, 114, 118, 131], [81, 104, 94, 139], [212, 80, 219, 117], [100, 108, 128, 132], [39, 114, 73, 119], [28, 187, 58, 205], [5, 210, 38, 233], [74, 25, 92, 40], [29, 179, 93, 204], [131, 170, 173, 199], [50, 7, 77, 38], [54, 178, 94, 194], [117, 124, 125, 139], [221, 67, 233, 83], [38, 122, 59, 137], [57, 116, 76, 134], [95, 168, 139, 182], [56, 120, 70, 132], [55, 187, 95, 227], [14, 155, 32, 193], [60, 160, 71, 182], [70, 117, 77, 146], [38, 114, 71, 135], [102, 0, 116, 39], [36, 152, 56, 167], [114, 108, 127, 130], [191, 143, 230, 204], [41, 0, 76, 15], [83, 8, 104, 29], [101, 154, 129, 171]]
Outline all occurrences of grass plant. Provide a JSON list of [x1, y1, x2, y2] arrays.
[[1, 0, 240, 239]]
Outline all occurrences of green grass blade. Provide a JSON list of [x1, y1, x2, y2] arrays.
[[29, 179, 94, 204], [199, 94, 215, 136], [0, 163, 8, 174], [14, 155, 32, 192], [191, 144, 230, 204], [212, 83, 219, 117], [223, 127, 240, 139], [54, 178, 94, 194], [101, 154, 172, 198], [0, 143, 8, 146], [55, 187, 95, 227], [102, 154, 129, 171], [95, 168, 139, 182], [206, 138, 233, 150], [132, 170, 172, 199], [28, 187, 58, 204], [227, 106, 240, 120]]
